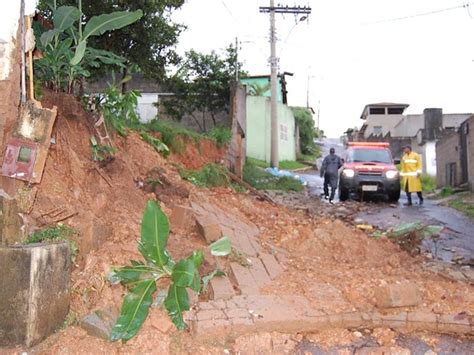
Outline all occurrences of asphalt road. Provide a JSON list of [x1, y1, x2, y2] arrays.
[[300, 138, 474, 265]]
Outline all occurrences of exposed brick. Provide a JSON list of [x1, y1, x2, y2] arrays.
[[380, 312, 407, 328], [225, 308, 250, 319], [259, 253, 284, 280], [374, 282, 422, 309], [196, 309, 226, 321], [407, 311, 437, 331], [229, 232, 258, 257], [229, 262, 260, 295], [169, 205, 195, 230], [341, 312, 363, 328], [196, 216, 222, 243], [208, 276, 235, 301], [438, 313, 471, 334], [193, 318, 231, 335], [248, 257, 272, 286]]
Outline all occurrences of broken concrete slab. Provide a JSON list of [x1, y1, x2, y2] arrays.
[[81, 307, 118, 341], [169, 204, 195, 230], [259, 253, 284, 280], [0, 189, 22, 245], [0, 241, 70, 347], [196, 215, 222, 243], [374, 282, 422, 309], [208, 275, 235, 300]]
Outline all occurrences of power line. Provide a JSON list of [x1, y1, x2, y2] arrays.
[[362, 2, 474, 25]]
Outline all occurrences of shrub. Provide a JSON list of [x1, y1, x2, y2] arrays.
[[145, 119, 202, 153], [243, 159, 303, 192], [179, 164, 230, 188], [421, 174, 436, 193], [207, 126, 232, 148]]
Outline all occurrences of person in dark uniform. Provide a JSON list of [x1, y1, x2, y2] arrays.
[[320, 147, 342, 204]]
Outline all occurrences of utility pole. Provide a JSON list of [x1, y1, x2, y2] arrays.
[[235, 37, 239, 83], [260, 3, 311, 168]]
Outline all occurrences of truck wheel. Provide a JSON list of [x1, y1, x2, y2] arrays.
[[388, 190, 400, 202], [339, 187, 349, 201]]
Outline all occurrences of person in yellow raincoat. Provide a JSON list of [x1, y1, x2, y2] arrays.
[[400, 145, 423, 206]]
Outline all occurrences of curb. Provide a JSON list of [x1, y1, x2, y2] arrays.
[[187, 306, 474, 338]]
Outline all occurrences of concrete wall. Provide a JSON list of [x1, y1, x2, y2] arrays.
[[462, 116, 474, 191], [363, 113, 405, 138], [424, 141, 437, 176], [246, 96, 296, 163], [436, 132, 461, 188], [0, 242, 70, 347]]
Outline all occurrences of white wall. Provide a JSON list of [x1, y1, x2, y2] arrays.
[[424, 141, 437, 176], [0, 1, 37, 80], [136, 93, 159, 123]]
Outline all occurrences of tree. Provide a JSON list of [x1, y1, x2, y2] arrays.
[[292, 107, 318, 155], [38, 0, 185, 82], [162, 45, 239, 132]]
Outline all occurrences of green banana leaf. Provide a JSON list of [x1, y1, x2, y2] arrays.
[[40, 6, 81, 46], [71, 10, 142, 66], [210, 236, 232, 256], [108, 263, 161, 286], [82, 10, 143, 40], [138, 200, 171, 267], [110, 279, 156, 342], [164, 283, 190, 330], [172, 259, 200, 292]]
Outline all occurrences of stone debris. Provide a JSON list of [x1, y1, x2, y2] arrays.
[[374, 282, 422, 309], [80, 307, 118, 341]]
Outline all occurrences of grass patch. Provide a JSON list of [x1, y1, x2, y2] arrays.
[[421, 174, 436, 193], [246, 157, 269, 169], [206, 126, 232, 148], [243, 159, 303, 192], [448, 193, 474, 219], [27, 224, 79, 263], [279, 160, 307, 170], [27, 224, 77, 244], [179, 163, 230, 188], [145, 119, 202, 153]]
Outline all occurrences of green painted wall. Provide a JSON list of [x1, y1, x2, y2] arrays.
[[246, 96, 296, 163], [240, 77, 283, 103]]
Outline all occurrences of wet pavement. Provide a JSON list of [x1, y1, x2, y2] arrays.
[[300, 138, 474, 265], [296, 332, 474, 354]]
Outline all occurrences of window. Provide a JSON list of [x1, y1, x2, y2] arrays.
[[369, 107, 385, 115], [373, 126, 383, 135], [387, 107, 405, 115], [347, 149, 392, 164], [18, 146, 32, 163]]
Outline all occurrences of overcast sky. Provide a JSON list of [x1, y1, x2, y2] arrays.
[[173, 0, 474, 137]]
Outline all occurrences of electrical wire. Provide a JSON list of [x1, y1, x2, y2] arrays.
[[362, 2, 474, 25]]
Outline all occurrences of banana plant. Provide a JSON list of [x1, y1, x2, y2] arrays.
[[109, 201, 231, 341], [35, 3, 142, 92]]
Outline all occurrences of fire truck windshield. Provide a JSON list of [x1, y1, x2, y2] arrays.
[[347, 149, 392, 164]]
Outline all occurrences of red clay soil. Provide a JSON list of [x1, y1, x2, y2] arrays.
[[169, 137, 226, 170], [4, 91, 472, 353]]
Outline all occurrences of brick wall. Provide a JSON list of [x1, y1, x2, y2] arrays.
[[436, 132, 460, 188], [464, 116, 474, 191]]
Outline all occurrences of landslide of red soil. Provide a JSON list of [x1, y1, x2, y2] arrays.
[[18, 91, 473, 353], [169, 137, 226, 170]]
